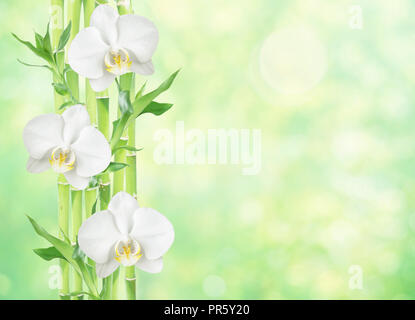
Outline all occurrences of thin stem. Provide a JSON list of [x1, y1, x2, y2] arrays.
[[71, 189, 84, 300]]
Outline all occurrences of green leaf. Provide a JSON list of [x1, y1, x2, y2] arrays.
[[129, 70, 180, 126], [17, 59, 55, 74], [33, 246, 65, 261], [43, 23, 52, 54], [26, 215, 99, 297], [134, 81, 147, 100], [52, 83, 69, 96], [110, 119, 120, 141], [140, 101, 173, 116], [72, 241, 86, 260], [118, 90, 133, 115], [91, 198, 98, 215], [57, 22, 72, 52], [113, 145, 143, 153], [105, 162, 129, 173], [58, 101, 74, 110], [109, 114, 129, 151], [59, 228, 71, 245], [26, 215, 81, 273], [12, 33, 53, 64], [35, 33, 43, 49]]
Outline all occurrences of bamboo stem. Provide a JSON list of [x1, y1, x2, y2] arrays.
[[85, 187, 98, 290], [96, 89, 113, 299], [50, 0, 70, 300], [71, 189, 84, 300], [66, 0, 82, 101], [66, 0, 82, 300], [118, 1, 136, 299], [84, 0, 97, 124], [124, 75, 137, 300], [112, 137, 127, 299], [57, 181, 70, 300]]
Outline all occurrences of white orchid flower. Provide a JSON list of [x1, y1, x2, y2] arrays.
[[78, 191, 174, 278], [68, 4, 159, 92], [23, 105, 111, 190]]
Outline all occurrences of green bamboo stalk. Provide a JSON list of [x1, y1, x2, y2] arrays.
[[50, 0, 70, 300], [83, 1, 98, 296], [57, 182, 70, 300], [112, 137, 127, 299], [50, 0, 65, 114], [84, 0, 97, 124], [71, 189, 84, 300], [66, 0, 82, 101], [124, 76, 137, 300], [97, 90, 111, 211], [66, 0, 82, 300], [85, 187, 98, 290], [96, 89, 113, 299], [117, 2, 137, 299]]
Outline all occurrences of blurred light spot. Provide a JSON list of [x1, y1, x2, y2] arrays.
[[331, 130, 371, 165], [259, 25, 327, 95], [0, 273, 11, 296], [329, 220, 357, 246], [376, 251, 399, 275], [239, 199, 263, 225], [380, 90, 410, 120], [203, 275, 226, 297]]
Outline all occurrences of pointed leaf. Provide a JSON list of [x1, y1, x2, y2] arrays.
[[12, 33, 53, 64], [128, 70, 180, 126], [33, 246, 66, 261], [140, 101, 173, 116], [57, 22, 72, 52]]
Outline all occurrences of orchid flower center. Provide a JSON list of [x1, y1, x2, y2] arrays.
[[49, 147, 75, 173], [114, 238, 142, 266], [105, 48, 132, 76]]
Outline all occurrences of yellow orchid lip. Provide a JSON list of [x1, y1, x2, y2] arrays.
[[105, 48, 132, 76], [49, 147, 75, 174], [114, 238, 142, 267]]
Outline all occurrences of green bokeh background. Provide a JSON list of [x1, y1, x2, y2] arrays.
[[1, 0, 414, 299]]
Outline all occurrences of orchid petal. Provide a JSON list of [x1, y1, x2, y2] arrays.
[[136, 256, 163, 274], [130, 208, 174, 260], [130, 60, 154, 76], [78, 210, 122, 264], [63, 170, 90, 190], [89, 72, 116, 92], [71, 126, 111, 177], [26, 156, 50, 173], [96, 259, 120, 278], [23, 114, 64, 159], [108, 191, 139, 235], [62, 105, 90, 145], [117, 14, 158, 63], [68, 27, 109, 79], [90, 4, 119, 47]]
